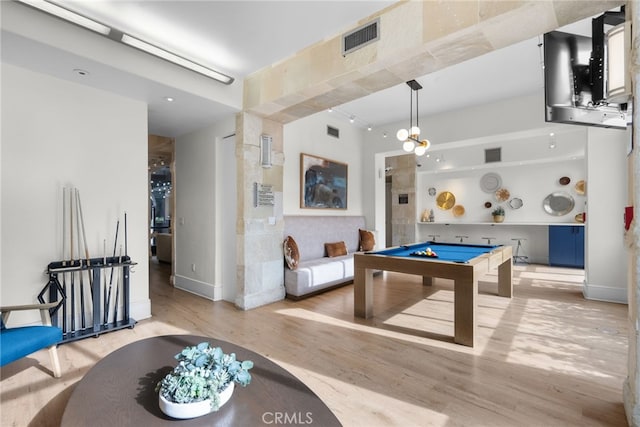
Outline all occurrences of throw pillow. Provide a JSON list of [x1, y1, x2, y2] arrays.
[[283, 236, 300, 270], [359, 228, 375, 251], [325, 241, 347, 257]]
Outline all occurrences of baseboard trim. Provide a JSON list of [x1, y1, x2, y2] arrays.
[[623, 378, 637, 427], [583, 282, 628, 304], [235, 285, 285, 310], [174, 275, 215, 301]]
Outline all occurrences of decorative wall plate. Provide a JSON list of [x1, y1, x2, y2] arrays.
[[575, 180, 585, 195], [428, 187, 436, 196], [495, 188, 510, 202], [452, 205, 465, 217], [543, 191, 575, 216], [480, 172, 502, 193], [509, 197, 523, 209], [436, 191, 456, 210], [559, 176, 571, 185]]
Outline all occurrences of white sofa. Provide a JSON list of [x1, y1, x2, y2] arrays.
[[283, 215, 369, 299]]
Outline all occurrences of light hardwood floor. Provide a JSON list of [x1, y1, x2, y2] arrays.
[[0, 261, 629, 426]]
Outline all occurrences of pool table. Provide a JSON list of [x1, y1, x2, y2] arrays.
[[354, 241, 513, 347]]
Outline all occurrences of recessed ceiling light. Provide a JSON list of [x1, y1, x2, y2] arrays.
[[73, 68, 90, 76], [164, 97, 174, 102]]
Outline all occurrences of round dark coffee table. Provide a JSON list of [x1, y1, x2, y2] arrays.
[[61, 335, 341, 426]]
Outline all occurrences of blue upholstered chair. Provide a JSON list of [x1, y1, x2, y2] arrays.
[[0, 302, 63, 377]]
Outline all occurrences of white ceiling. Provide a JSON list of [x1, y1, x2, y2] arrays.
[[1, 1, 594, 138]]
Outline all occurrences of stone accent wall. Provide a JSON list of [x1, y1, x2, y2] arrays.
[[388, 154, 416, 246], [235, 112, 285, 309]]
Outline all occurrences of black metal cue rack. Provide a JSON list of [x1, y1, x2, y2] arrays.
[[39, 256, 137, 344]]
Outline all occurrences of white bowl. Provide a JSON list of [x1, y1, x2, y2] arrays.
[[159, 381, 235, 419]]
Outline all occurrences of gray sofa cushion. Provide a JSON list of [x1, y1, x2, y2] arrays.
[[283, 216, 364, 261], [283, 216, 366, 298]]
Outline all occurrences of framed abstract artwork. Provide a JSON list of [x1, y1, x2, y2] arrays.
[[300, 153, 347, 209]]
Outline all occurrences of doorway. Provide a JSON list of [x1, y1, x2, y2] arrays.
[[148, 135, 175, 281]]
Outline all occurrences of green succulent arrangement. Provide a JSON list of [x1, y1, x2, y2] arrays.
[[156, 342, 254, 410], [492, 206, 505, 216]]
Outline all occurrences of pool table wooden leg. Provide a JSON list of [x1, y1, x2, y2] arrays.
[[497, 258, 513, 298], [454, 276, 477, 347], [354, 267, 373, 318], [423, 276, 433, 286]]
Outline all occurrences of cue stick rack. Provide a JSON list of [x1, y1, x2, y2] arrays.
[[39, 256, 137, 344]]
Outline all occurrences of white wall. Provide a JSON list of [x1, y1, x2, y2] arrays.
[[417, 159, 587, 224], [585, 126, 630, 303], [174, 117, 235, 300], [283, 111, 364, 216], [413, 157, 586, 264], [1, 63, 150, 324], [218, 135, 237, 303]]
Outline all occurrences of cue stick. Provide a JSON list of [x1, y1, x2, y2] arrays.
[[61, 187, 67, 333], [105, 219, 119, 324], [74, 189, 86, 329], [102, 239, 107, 325], [76, 189, 93, 289], [113, 245, 122, 324], [69, 188, 75, 333], [114, 212, 126, 324], [124, 211, 128, 258]]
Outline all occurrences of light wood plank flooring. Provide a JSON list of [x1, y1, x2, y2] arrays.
[[0, 261, 628, 426]]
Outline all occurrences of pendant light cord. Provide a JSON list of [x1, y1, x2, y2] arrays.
[[416, 86, 419, 131], [409, 86, 413, 130]]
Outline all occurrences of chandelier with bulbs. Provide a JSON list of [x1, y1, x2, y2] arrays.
[[396, 79, 430, 156]]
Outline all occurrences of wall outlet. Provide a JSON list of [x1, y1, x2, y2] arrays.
[[191, 263, 196, 272], [180, 217, 185, 226]]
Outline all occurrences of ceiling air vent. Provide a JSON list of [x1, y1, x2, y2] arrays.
[[485, 148, 501, 163], [327, 125, 340, 139], [342, 18, 379, 56]]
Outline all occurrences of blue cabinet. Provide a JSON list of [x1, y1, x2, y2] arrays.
[[549, 226, 584, 268]]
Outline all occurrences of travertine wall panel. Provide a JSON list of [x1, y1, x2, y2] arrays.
[[388, 154, 416, 246], [235, 112, 285, 309], [423, 0, 480, 42]]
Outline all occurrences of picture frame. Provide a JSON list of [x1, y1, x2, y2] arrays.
[[300, 153, 348, 209]]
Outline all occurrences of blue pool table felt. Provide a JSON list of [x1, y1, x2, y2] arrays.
[[371, 241, 499, 263]]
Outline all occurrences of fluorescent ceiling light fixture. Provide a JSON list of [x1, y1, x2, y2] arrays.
[[16, 0, 111, 35], [16, 0, 234, 85], [121, 34, 234, 84]]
